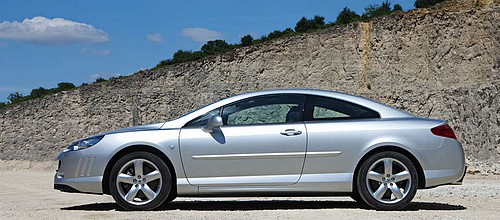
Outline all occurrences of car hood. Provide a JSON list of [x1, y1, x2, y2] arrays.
[[100, 122, 166, 135]]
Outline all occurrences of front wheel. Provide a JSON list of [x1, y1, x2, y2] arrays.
[[109, 152, 172, 211], [357, 151, 418, 210]]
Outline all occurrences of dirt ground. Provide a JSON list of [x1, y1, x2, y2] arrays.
[[1, 169, 499, 220]]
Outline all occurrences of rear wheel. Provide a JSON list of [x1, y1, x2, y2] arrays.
[[357, 151, 418, 210], [109, 152, 172, 211]]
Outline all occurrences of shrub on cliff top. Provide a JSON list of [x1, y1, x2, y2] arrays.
[[393, 4, 403, 12], [415, 0, 446, 8], [201, 40, 233, 55], [7, 92, 25, 104], [336, 7, 361, 25], [0, 81, 79, 110], [56, 82, 76, 91], [294, 16, 326, 32], [361, 1, 393, 20], [240, 35, 254, 46]]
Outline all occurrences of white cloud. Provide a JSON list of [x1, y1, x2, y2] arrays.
[[0, 16, 109, 45], [80, 47, 111, 56], [182, 28, 222, 43], [89, 72, 121, 83], [147, 33, 164, 42]]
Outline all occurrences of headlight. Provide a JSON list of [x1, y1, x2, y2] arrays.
[[63, 135, 104, 152]]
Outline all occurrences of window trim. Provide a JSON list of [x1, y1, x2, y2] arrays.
[[303, 95, 380, 121], [184, 107, 222, 127], [221, 94, 306, 126]]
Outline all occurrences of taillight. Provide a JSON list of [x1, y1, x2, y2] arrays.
[[431, 124, 457, 139]]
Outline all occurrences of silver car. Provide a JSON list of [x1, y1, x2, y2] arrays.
[[54, 89, 466, 210]]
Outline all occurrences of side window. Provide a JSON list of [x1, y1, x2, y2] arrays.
[[222, 95, 304, 126], [313, 106, 348, 119], [185, 108, 220, 127], [306, 96, 379, 120]]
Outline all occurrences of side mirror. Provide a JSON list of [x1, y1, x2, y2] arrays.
[[202, 115, 223, 133]]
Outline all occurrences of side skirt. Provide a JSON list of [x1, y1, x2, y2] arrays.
[[176, 173, 353, 197]]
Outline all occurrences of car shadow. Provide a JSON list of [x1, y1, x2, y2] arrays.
[[61, 200, 466, 212]]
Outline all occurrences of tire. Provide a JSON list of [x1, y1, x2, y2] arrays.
[[349, 191, 365, 204], [164, 191, 177, 204], [109, 152, 172, 211], [357, 151, 418, 210]]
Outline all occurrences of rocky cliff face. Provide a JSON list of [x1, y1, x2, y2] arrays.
[[0, 2, 499, 173]]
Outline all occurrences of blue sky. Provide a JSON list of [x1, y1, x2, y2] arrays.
[[0, 0, 414, 102]]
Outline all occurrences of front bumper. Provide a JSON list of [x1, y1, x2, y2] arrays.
[[54, 174, 104, 194], [54, 149, 105, 194]]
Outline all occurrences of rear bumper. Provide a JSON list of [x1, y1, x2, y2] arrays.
[[420, 138, 466, 188], [451, 166, 467, 185]]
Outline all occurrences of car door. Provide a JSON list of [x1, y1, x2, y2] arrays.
[[302, 95, 381, 176], [179, 94, 307, 186]]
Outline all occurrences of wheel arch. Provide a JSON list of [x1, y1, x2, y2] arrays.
[[352, 146, 426, 192], [102, 145, 177, 195]]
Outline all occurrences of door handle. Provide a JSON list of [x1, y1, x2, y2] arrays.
[[280, 129, 302, 136]]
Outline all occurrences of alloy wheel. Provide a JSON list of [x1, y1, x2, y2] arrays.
[[116, 158, 163, 205], [365, 158, 412, 204]]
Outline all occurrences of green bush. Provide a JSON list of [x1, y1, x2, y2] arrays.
[[281, 28, 295, 36], [172, 50, 206, 63], [294, 16, 325, 32], [29, 87, 50, 99], [94, 77, 107, 83], [393, 4, 403, 12], [361, 1, 392, 20], [415, 0, 445, 8], [268, 30, 284, 39], [56, 82, 76, 91], [336, 7, 360, 25], [7, 92, 25, 104], [201, 40, 233, 55], [241, 35, 254, 46]]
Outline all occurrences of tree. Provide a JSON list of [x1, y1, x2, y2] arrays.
[[267, 30, 283, 39], [94, 77, 107, 83], [282, 28, 295, 36], [361, 1, 392, 20], [0, 102, 6, 109], [240, 35, 254, 46], [415, 0, 445, 8], [57, 82, 76, 91], [313, 15, 326, 27], [295, 17, 309, 32], [336, 7, 360, 25], [201, 40, 232, 55], [295, 16, 325, 33], [171, 50, 205, 63], [30, 87, 50, 99], [7, 92, 24, 104], [258, 35, 269, 42], [393, 4, 403, 12]]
